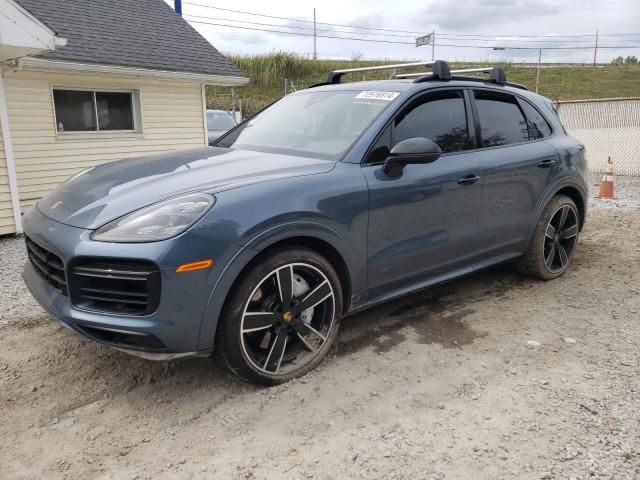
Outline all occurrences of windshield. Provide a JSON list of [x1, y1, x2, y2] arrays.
[[217, 90, 395, 160], [207, 112, 236, 131]]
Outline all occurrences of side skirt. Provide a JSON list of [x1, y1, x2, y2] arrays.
[[345, 252, 522, 318]]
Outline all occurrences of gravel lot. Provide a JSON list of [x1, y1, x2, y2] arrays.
[[1, 177, 639, 480]]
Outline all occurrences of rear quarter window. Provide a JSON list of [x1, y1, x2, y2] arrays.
[[474, 91, 530, 147], [519, 100, 553, 139]]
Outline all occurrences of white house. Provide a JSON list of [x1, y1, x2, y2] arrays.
[[0, 0, 247, 235]]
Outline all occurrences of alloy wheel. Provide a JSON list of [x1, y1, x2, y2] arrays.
[[543, 204, 579, 274], [240, 263, 336, 376]]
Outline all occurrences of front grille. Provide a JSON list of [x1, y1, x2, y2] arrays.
[[69, 260, 161, 316], [25, 236, 68, 295]]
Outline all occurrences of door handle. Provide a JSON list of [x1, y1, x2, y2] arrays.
[[537, 158, 556, 168], [457, 174, 480, 185]]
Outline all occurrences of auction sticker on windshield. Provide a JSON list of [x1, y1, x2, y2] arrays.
[[355, 91, 400, 101]]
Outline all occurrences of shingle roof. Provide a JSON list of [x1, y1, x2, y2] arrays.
[[14, 0, 244, 78]]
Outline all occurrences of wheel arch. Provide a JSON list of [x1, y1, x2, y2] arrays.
[[197, 223, 357, 351], [253, 236, 352, 314], [526, 178, 587, 249], [555, 186, 586, 230]]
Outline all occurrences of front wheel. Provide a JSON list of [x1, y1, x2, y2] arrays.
[[517, 195, 580, 280], [216, 247, 343, 385]]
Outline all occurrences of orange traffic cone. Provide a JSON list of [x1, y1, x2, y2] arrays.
[[597, 157, 614, 199]]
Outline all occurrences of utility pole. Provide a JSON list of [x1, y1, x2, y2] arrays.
[[313, 8, 317, 60], [593, 30, 599, 66], [535, 48, 542, 93], [431, 31, 435, 61]]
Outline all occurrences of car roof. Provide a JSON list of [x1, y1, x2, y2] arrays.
[[304, 80, 415, 93], [303, 78, 549, 106]]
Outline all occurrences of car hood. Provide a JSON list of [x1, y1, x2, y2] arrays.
[[37, 147, 335, 229]]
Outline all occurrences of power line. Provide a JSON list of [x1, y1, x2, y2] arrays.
[[439, 32, 640, 38], [184, 13, 417, 38], [182, 1, 640, 38], [187, 17, 640, 49], [186, 18, 415, 44], [184, 13, 632, 45], [183, 1, 426, 34]]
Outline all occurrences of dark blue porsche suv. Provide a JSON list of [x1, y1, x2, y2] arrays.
[[22, 61, 587, 384]]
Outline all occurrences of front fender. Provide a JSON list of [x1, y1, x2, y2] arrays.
[[196, 221, 361, 351]]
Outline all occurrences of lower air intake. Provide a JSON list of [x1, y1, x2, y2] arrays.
[[69, 260, 160, 315]]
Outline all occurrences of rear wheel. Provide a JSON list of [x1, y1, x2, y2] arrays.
[[517, 195, 580, 280], [216, 247, 342, 385]]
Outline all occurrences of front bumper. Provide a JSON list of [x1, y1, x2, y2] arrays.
[[22, 207, 231, 357]]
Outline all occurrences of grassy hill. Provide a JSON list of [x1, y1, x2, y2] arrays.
[[208, 52, 640, 116]]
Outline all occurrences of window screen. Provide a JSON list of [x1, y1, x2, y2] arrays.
[[393, 91, 468, 153], [54, 89, 135, 133], [474, 91, 529, 147], [519, 100, 552, 140]]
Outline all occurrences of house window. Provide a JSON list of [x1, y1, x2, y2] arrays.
[[53, 89, 137, 133]]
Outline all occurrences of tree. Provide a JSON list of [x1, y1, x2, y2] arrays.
[[624, 55, 638, 65], [611, 56, 624, 64]]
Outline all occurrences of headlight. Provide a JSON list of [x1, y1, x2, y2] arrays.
[[92, 193, 215, 243]]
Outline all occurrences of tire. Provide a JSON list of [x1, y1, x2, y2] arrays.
[[215, 246, 343, 385], [517, 194, 580, 280]]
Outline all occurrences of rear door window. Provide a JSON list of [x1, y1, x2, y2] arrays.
[[473, 91, 529, 147]]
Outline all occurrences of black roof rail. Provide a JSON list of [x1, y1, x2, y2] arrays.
[[310, 62, 528, 91], [449, 67, 507, 84], [505, 82, 529, 91], [326, 60, 451, 84], [402, 65, 529, 90], [395, 65, 524, 87], [448, 76, 529, 90]]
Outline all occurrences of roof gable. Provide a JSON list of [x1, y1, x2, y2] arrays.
[[14, 0, 244, 78]]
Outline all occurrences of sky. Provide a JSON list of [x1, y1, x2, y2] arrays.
[[166, 0, 640, 63]]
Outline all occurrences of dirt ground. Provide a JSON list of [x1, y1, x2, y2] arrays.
[[1, 180, 639, 480]]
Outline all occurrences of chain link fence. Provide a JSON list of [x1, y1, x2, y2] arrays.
[[207, 91, 243, 122], [557, 97, 640, 176]]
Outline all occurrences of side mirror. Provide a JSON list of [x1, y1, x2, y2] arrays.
[[382, 137, 442, 177]]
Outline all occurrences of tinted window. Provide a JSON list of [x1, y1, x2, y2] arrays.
[[552, 105, 568, 134], [474, 91, 529, 147], [367, 125, 391, 164], [95, 92, 133, 131], [393, 91, 468, 153], [520, 100, 552, 139], [53, 90, 96, 132], [53, 89, 135, 133]]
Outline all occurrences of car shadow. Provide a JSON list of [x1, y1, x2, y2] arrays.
[[335, 263, 525, 356], [26, 261, 532, 413]]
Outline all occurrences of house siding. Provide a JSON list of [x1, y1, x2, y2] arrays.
[[2, 70, 206, 225], [0, 127, 16, 235]]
